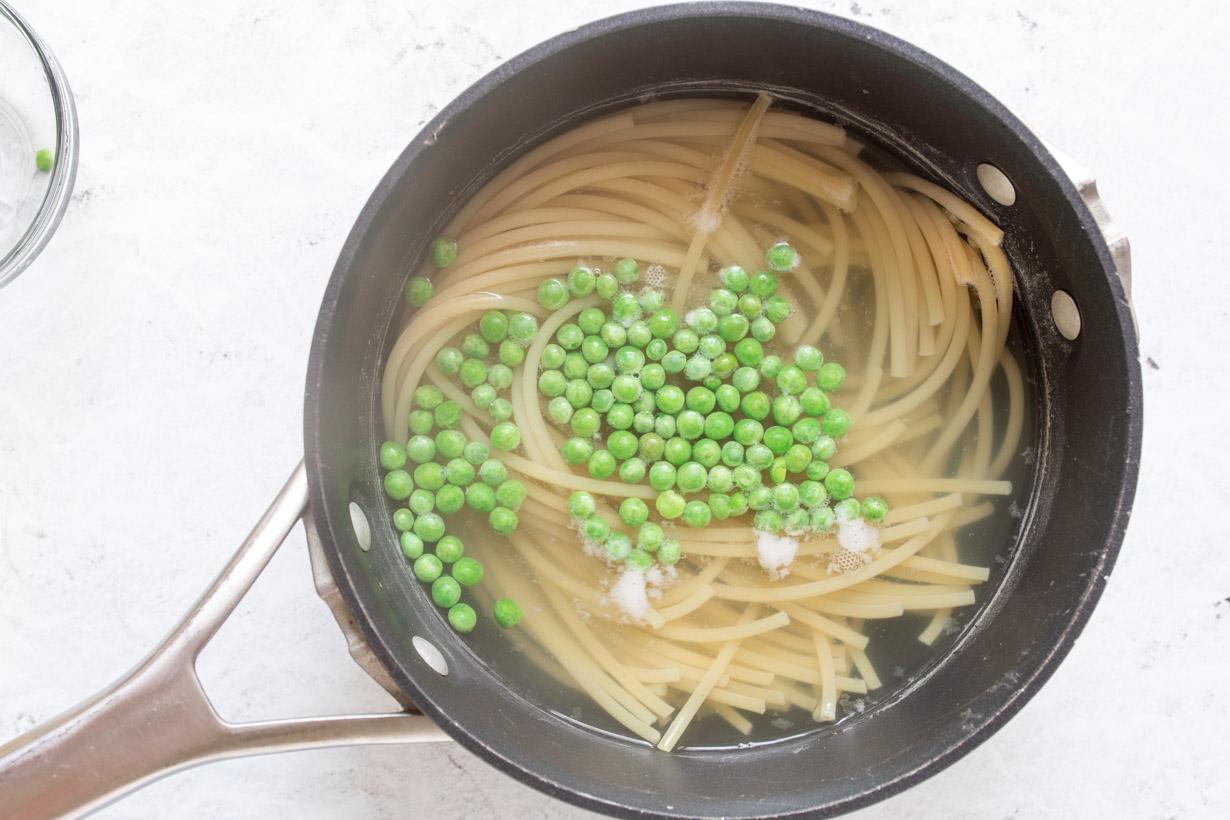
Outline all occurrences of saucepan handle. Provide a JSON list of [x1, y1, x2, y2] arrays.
[[0, 462, 448, 820]]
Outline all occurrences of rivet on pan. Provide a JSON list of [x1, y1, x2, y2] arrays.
[[1051, 290, 1081, 340], [413, 636, 449, 676], [976, 163, 1016, 206], [348, 501, 372, 552]]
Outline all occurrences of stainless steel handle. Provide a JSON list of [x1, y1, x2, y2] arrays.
[[0, 462, 448, 820]]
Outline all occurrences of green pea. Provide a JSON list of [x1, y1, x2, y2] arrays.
[[478, 459, 508, 487], [818, 362, 846, 391], [637, 289, 664, 312], [748, 486, 773, 511], [771, 396, 800, 427], [721, 441, 745, 466], [614, 346, 644, 375], [768, 457, 788, 486], [587, 363, 615, 390], [656, 490, 686, 519], [703, 411, 735, 440], [565, 379, 593, 409], [720, 265, 748, 292], [698, 334, 725, 360], [392, 508, 415, 532], [568, 492, 596, 519], [732, 366, 760, 394], [664, 437, 692, 466], [379, 441, 407, 471], [434, 400, 461, 430], [785, 508, 810, 534], [660, 350, 685, 374], [400, 531, 424, 559], [495, 480, 527, 511], [862, 496, 889, 522], [383, 469, 413, 500], [712, 353, 738, 379], [645, 338, 668, 361], [611, 374, 642, 403], [595, 272, 619, 300], [800, 386, 830, 416], [711, 383, 738, 413], [488, 422, 519, 452], [581, 335, 607, 364], [477, 310, 508, 343], [556, 323, 584, 350], [414, 553, 443, 582], [834, 498, 862, 521], [408, 489, 434, 515], [445, 458, 475, 487], [435, 430, 465, 460], [710, 288, 738, 316], [806, 459, 830, 481], [811, 506, 836, 533], [686, 307, 718, 334], [632, 390, 657, 415], [471, 384, 496, 410], [436, 485, 464, 515], [432, 535, 463, 564], [538, 278, 570, 309], [653, 414, 676, 439], [765, 241, 798, 272], [404, 277, 434, 306], [792, 417, 822, 445], [486, 363, 513, 391], [821, 408, 851, 438], [729, 491, 749, 516], [568, 266, 596, 296], [676, 410, 705, 440], [414, 512, 445, 543], [619, 497, 649, 527], [754, 509, 784, 534], [625, 321, 652, 348], [825, 468, 855, 500], [764, 296, 792, 324], [582, 515, 610, 542], [461, 334, 490, 359], [746, 443, 774, 469], [619, 456, 647, 484], [35, 148, 54, 173], [596, 323, 624, 351], [611, 292, 641, 323], [751, 316, 777, 343], [615, 257, 641, 284], [546, 396, 574, 425], [673, 328, 699, 354], [692, 438, 721, 468], [682, 500, 712, 528], [783, 444, 812, 473], [489, 398, 513, 421], [799, 480, 828, 507], [606, 403, 634, 430], [431, 576, 462, 608], [494, 599, 523, 628], [632, 411, 655, 434], [773, 483, 801, 511], [776, 364, 808, 397], [408, 411, 435, 436], [734, 418, 764, 445], [435, 347, 463, 375], [507, 312, 537, 344], [648, 309, 679, 338], [717, 313, 749, 342], [588, 449, 616, 479], [741, 391, 770, 421], [561, 436, 594, 465], [676, 462, 707, 493], [737, 293, 762, 318], [606, 533, 632, 561], [709, 493, 732, 520], [683, 355, 712, 381], [638, 522, 664, 552], [639, 432, 666, 462], [466, 482, 496, 513], [812, 435, 838, 461], [707, 465, 734, 493], [657, 538, 682, 565], [571, 407, 601, 437], [489, 507, 519, 535], [541, 343, 566, 369], [750, 270, 779, 298], [607, 430, 639, 460], [413, 385, 443, 410], [635, 365, 663, 393], [448, 603, 477, 633]]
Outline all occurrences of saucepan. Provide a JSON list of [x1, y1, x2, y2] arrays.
[[0, 4, 1140, 818]]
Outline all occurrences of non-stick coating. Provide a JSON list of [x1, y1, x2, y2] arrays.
[[304, 4, 1142, 817]]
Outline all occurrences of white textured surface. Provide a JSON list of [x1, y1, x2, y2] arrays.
[[2, 1, 1227, 817]]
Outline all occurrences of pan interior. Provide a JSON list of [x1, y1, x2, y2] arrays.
[[305, 6, 1138, 818]]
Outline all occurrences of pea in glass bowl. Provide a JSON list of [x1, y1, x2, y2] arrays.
[[0, 0, 77, 290]]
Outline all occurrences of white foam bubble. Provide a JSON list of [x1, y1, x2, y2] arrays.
[[756, 532, 798, 580]]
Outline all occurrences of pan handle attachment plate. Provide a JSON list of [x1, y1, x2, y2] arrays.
[[0, 462, 448, 820]]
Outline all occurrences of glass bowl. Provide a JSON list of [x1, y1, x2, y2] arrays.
[[0, 0, 77, 290]]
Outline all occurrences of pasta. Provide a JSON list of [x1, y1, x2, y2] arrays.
[[378, 95, 1028, 751]]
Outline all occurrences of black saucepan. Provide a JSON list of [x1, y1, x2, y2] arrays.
[[0, 4, 1140, 818]]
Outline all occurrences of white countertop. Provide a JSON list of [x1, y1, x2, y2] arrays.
[[2, 1, 1226, 817]]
